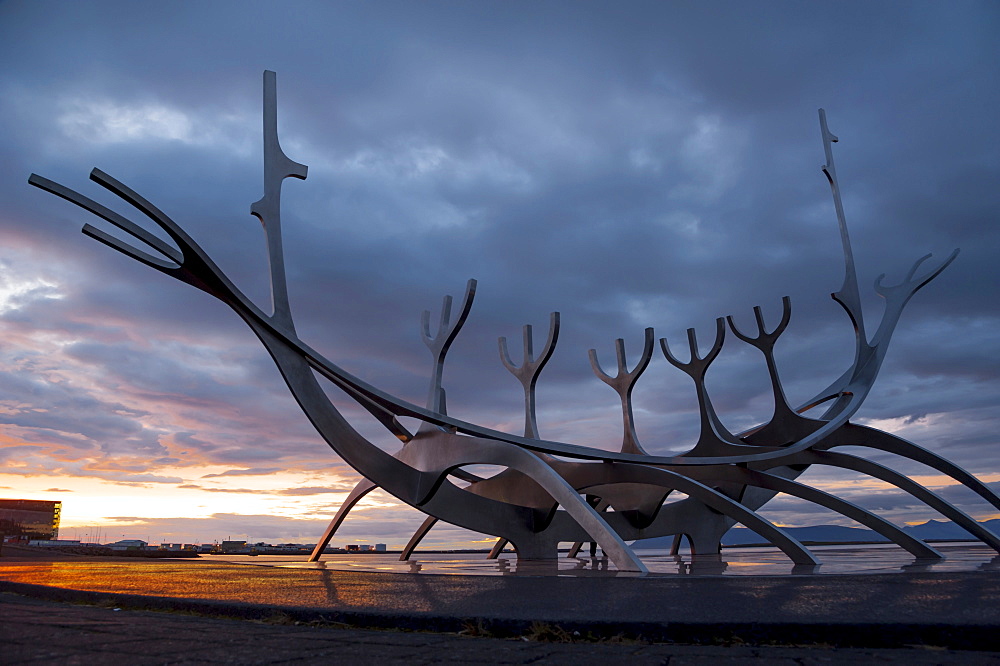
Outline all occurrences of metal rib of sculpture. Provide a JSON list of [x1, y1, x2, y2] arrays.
[[29, 71, 1000, 574]]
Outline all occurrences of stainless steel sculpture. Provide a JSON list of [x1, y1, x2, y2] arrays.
[[29, 72, 1000, 574]]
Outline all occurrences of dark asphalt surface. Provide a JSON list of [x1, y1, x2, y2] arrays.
[[2, 549, 1000, 662]]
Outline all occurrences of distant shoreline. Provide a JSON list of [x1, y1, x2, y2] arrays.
[[717, 539, 979, 549]]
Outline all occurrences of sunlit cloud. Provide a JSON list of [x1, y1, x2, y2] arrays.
[[0, 265, 64, 316], [279, 486, 352, 496], [58, 99, 194, 144], [48, 95, 256, 159], [201, 467, 284, 478], [176, 485, 272, 494]]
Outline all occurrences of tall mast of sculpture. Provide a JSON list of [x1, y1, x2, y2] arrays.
[[819, 108, 865, 349], [251, 70, 308, 331]]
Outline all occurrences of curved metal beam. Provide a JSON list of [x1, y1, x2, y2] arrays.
[[541, 461, 819, 565], [770, 450, 1000, 553], [397, 432, 649, 573], [684, 466, 942, 560], [820, 423, 1000, 513]]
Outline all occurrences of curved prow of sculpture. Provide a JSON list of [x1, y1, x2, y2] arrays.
[[35, 160, 879, 468], [811, 109, 959, 423], [819, 107, 866, 360]]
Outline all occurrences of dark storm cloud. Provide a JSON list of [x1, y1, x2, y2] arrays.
[[0, 1, 997, 541]]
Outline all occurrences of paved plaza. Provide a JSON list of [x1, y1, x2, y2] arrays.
[[2, 544, 1000, 662]]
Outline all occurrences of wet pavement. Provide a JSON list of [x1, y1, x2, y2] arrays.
[[212, 542, 1000, 577], [2, 544, 1000, 661]]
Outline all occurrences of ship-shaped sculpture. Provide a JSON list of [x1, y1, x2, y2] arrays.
[[29, 72, 1000, 574]]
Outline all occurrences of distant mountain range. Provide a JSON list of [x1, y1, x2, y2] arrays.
[[631, 519, 1000, 549]]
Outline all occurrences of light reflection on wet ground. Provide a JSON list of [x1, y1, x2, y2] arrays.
[[211, 543, 1000, 577], [3, 544, 1000, 625]]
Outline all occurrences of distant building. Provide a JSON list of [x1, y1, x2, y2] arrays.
[[0, 499, 61, 540], [220, 540, 247, 553], [108, 539, 147, 551], [27, 539, 80, 547], [374, 543, 387, 552]]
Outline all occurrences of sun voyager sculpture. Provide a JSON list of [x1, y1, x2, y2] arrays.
[[29, 72, 1000, 574]]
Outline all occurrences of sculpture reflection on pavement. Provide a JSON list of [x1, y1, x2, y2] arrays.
[[30, 72, 1000, 574]]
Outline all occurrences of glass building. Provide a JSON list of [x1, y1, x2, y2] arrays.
[[0, 499, 62, 540]]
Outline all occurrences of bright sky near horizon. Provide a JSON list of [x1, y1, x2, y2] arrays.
[[0, 1, 998, 549]]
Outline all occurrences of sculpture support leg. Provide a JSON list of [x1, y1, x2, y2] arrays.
[[488, 538, 509, 559], [399, 515, 438, 561], [670, 533, 683, 556], [309, 477, 378, 562], [568, 497, 609, 557]]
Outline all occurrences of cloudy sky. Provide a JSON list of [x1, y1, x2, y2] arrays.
[[0, 1, 997, 549]]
